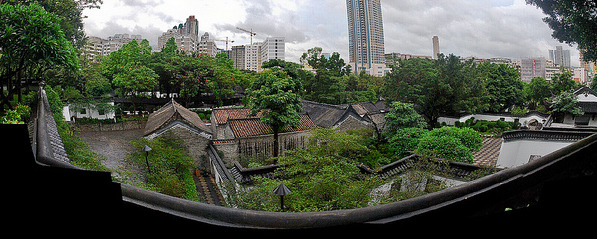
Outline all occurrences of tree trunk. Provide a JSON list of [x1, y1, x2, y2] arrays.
[[273, 127, 279, 160]]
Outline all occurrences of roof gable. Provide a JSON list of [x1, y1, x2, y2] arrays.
[[144, 99, 212, 136], [574, 86, 597, 103]]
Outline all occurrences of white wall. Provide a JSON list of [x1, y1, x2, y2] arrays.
[[69, 102, 115, 120], [438, 113, 548, 127], [496, 140, 573, 168]]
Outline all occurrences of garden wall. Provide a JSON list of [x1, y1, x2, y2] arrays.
[[72, 120, 146, 132]]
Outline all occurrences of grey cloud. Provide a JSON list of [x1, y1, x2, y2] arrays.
[[381, 0, 570, 62]]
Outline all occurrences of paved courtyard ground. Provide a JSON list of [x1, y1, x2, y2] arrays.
[[79, 129, 146, 184], [79, 128, 224, 205]]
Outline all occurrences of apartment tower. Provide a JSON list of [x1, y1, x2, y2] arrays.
[[432, 36, 440, 59], [346, 0, 386, 76]]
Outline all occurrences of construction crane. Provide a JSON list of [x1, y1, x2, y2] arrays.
[[236, 27, 257, 45], [215, 37, 235, 51]]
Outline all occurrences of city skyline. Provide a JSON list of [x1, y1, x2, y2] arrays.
[[82, 0, 581, 67]]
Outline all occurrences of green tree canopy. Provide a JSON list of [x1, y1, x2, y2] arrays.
[[526, 0, 597, 61], [384, 101, 428, 136], [383, 54, 487, 126], [1, 3, 79, 109], [523, 77, 552, 110], [551, 91, 583, 116], [247, 69, 303, 157], [478, 63, 523, 113]]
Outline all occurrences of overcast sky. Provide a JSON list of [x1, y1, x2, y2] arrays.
[[82, 0, 580, 67]]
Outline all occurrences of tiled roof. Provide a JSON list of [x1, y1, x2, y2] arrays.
[[144, 99, 212, 136], [473, 136, 502, 167], [229, 114, 316, 138], [212, 107, 261, 125], [300, 99, 349, 128]]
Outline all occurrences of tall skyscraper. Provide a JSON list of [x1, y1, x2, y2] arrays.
[[346, 0, 386, 76], [549, 46, 571, 68], [432, 36, 440, 59], [158, 15, 199, 53]]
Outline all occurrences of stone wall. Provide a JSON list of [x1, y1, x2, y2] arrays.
[[73, 120, 146, 132], [161, 124, 211, 171], [213, 141, 238, 165]]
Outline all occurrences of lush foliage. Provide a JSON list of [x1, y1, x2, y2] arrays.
[[388, 127, 429, 158], [455, 118, 520, 134], [226, 128, 385, 212], [383, 54, 492, 126], [478, 62, 523, 113], [44, 86, 109, 171], [247, 69, 303, 157], [0, 3, 79, 110], [551, 91, 583, 116], [415, 127, 482, 164], [526, 0, 597, 61], [128, 133, 199, 201], [383, 101, 428, 135]]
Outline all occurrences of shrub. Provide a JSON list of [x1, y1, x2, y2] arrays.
[[128, 133, 197, 200], [414, 126, 482, 164], [416, 135, 474, 164], [424, 126, 482, 152], [389, 127, 428, 158]]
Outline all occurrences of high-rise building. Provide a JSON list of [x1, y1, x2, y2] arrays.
[[346, 0, 386, 76], [520, 57, 546, 82], [230, 45, 246, 70], [158, 15, 199, 53], [260, 37, 285, 65], [432, 36, 440, 59], [229, 37, 285, 72], [83, 34, 143, 62], [198, 32, 218, 56], [244, 42, 261, 72], [549, 46, 571, 68]]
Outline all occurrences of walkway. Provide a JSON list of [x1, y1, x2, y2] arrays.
[[193, 171, 225, 206]]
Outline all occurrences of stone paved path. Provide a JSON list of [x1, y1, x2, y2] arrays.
[[79, 129, 146, 184], [193, 171, 225, 206]]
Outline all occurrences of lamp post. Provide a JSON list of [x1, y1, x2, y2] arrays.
[[273, 183, 291, 211], [142, 145, 152, 174]]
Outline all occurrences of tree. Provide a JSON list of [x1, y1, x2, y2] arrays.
[[523, 77, 552, 110], [550, 71, 578, 95], [551, 91, 583, 117], [526, 0, 597, 61], [247, 70, 303, 158], [4, 0, 103, 50], [226, 128, 384, 212], [384, 101, 428, 137], [478, 63, 523, 113], [210, 52, 240, 106], [112, 65, 158, 114], [101, 39, 152, 81], [299, 47, 351, 104], [590, 75, 597, 92], [0, 3, 79, 110], [383, 54, 487, 126], [388, 127, 428, 158]]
